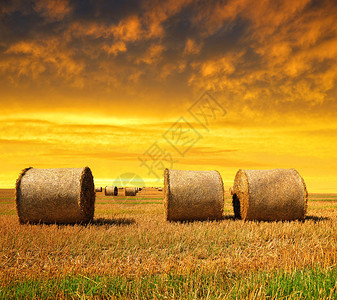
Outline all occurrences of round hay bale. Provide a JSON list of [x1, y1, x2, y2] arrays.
[[105, 186, 112, 196], [125, 187, 137, 196], [95, 186, 102, 193], [158, 187, 163, 191], [16, 167, 95, 224], [164, 169, 224, 221], [232, 168, 308, 221], [105, 186, 118, 196]]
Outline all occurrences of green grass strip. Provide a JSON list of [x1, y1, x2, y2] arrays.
[[310, 194, 337, 198], [310, 206, 337, 209], [1, 267, 337, 299], [0, 201, 15, 205], [309, 199, 337, 202], [0, 210, 16, 216]]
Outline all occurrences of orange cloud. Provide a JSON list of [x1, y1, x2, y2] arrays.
[[137, 44, 165, 64], [4, 38, 83, 84], [184, 39, 202, 55], [142, 0, 194, 38], [110, 15, 142, 42], [192, 0, 246, 36], [33, 0, 72, 21], [243, 0, 311, 40], [103, 41, 127, 56]]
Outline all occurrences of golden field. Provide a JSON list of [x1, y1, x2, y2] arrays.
[[1, 188, 337, 299]]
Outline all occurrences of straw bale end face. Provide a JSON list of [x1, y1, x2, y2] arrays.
[[232, 169, 249, 220], [164, 169, 170, 220], [79, 167, 95, 222], [232, 168, 308, 221], [16, 167, 33, 224], [16, 166, 95, 224]]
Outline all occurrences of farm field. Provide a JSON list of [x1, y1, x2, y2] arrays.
[[1, 188, 337, 299]]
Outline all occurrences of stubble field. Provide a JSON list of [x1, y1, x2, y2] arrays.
[[1, 188, 337, 299]]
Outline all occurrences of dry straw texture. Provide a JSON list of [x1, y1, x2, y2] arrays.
[[232, 168, 308, 221], [95, 187, 102, 192], [105, 186, 118, 196], [164, 169, 224, 221], [125, 187, 137, 196], [16, 167, 95, 224]]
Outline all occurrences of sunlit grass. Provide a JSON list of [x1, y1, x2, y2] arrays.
[[2, 267, 337, 299], [309, 199, 337, 201], [0, 201, 15, 205], [0, 210, 16, 216]]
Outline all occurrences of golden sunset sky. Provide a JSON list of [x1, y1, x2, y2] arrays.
[[0, 0, 337, 192]]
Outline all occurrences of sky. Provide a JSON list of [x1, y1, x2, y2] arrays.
[[0, 0, 337, 192]]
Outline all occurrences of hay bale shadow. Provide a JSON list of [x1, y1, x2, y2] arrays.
[[19, 217, 136, 227], [304, 215, 330, 222], [170, 216, 231, 224], [90, 217, 136, 226], [230, 215, 330, 223], [232, 194, 241, 219], [169, 215, 330, 224], [223, 215, 236, 220], [19, 220, 93, 226]]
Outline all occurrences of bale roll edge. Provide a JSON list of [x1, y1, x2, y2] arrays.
[[292, 168, 309, 217], [215, 169, 225, 216], [79, 166, 96, 222], [232, 169, 249, 220], [15, 167, 33, 224], [164, 168, 170, 221]]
